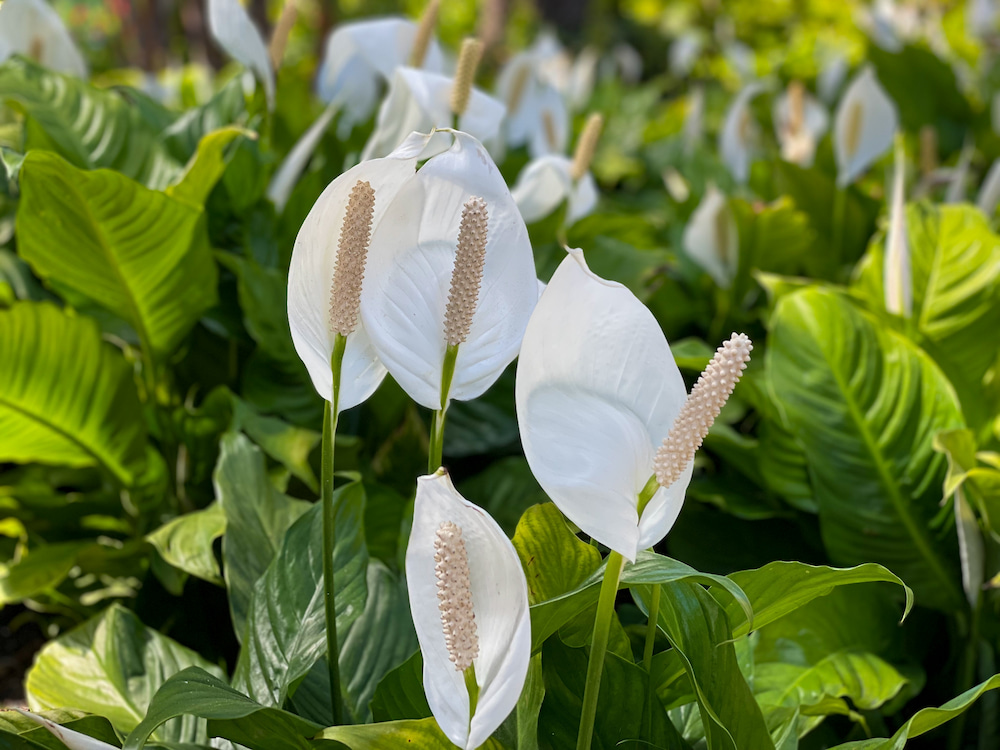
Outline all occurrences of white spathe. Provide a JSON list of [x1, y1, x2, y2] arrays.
[[683, 185, 738, 289], [817, 52, 849, 104], [496, 51, 569, 158], [317, 17, 444, 138], [405, 472, 530, 750], [267, 102, 338, 212], [510, 154, 598, 225], [773, 88, 829, 167], [669, 31, 704, 77], [360, 131, 538, 410], [719, 82, 764, 184], [287, 134, 437, 409], [0, 0, 87, 78], [834, 66, 898, 187], [14, 710, 115, 750], [884, 142, 912, 318], [515, 248, 693, 562], [207, 0, 275, 110], [977, 158, 1000, 215], [361, 68, 506, 161]]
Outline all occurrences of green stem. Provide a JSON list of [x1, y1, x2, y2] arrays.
[[831, 186, 847, 277], [948, 600, 983, 750], [464, 663, 480, 734], [322, 334, 347, 725], [576, 550, 625, 750], [429, 344, 459, 473], [642, 582, 661, 672]]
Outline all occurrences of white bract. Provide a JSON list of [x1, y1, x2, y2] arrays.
[[817, 52, 849, 104], [405, 471, 530, 750], [515, 249, 693, 561], [360, 131, 538, 410], [0, 0, 87, 78], [317, 17, 445, 138], [834, 66, 898, 187], [884, 141, 912, 318], [361, 68, 505, 161], [977, 159, 1000, 215], [684, 185, 738, 288], [207, 0, 275, 110], [14, 710, 115, 750], [683, 86, 705, 153], [773, 85, 829, 167], [496, 52, 569, 158], [719, 82, 764, 184], [510, 154, 598, 225], [669, 31, 704, 77]]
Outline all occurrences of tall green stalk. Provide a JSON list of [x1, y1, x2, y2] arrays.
[[429, 344, 459, 473], [576, 550, 625, 750], [322, 333, 347, 725]]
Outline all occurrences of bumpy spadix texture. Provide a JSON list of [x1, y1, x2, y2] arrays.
[[451, 38, 485, 116], [409, 0, 440, 67], [654, 333, 752, 488], [434, 521, 479, 671], [329, 181, 376, 336], [444, 197, 489, 346], [570, 113, 604, 181]]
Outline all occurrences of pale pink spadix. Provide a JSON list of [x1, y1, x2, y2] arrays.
[[329, 180, 376, 337], [654, 333, 752, 488], [444, 196, 489, 347], [434, 521, 480, 671]]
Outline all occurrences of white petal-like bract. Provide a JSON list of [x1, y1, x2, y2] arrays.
[[683, 185, 738, 288], [0, 0, 87, 78], [267, 102, 339, 212], [719, 83, 764, 184], [405, 472, 530, 750], [207, 0, 275, 110], [515, 248, 691, 561], [884, 142, 912, 318], [14, 710, 116, 750], [834, 66, 898, 187], [361, 132, 537, 409], [977, 158, 1000, 216], [510, 154, 598, 225]]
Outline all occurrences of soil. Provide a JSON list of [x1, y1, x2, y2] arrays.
[[0, 605, 44, 708]]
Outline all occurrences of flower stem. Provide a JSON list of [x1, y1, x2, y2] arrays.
[[464, 662, 480, 734], [576, 550, 625, 750], [429, 344, 459, 473], [642, 582, 661, 672], [322, 333, 347, 725]]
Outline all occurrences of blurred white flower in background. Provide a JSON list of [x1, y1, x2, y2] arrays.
[[496, 48, 569, 157], [669, 30, 704, 77], [773, 82, 829, 167], [683, 184, 738, 288], [977, 159, 1000, 215], [834, 66, 898, 187], [0, 0, 87, 78], [719, 82, 764, 184], [207, 0, 275, 110], [817, 51, 849, 104], [884, 141, 912, 318], [511, 155, 598, 224]]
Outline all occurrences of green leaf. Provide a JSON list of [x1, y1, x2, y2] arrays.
[[0, 711, 121, 749], [370, 652, 431, 722], [731, 196, 816, 283], [0, 57, 180, 187], [458, 457, 548, 537], [230, 396, 320, 492], [17, 151, 218, 359], [214, 432, 310, 639], [161, 79, 247, 161], [635, 581, 775, 750], [529, 550, 752, 651], [122, 667, 321, 750], [231, 485, 367, 720], [767, 287, 965, 611], [166, 127, 249, 208], [0, 540, 90, 606], [26, 604, 225, 744], [854, 204, 1000, 426], [723, 561, 913, 637], [828, 674, 1000, 749], [537, 637, 685, 750], [146, 502, 226, 585], [317, 718, 509, 749], [0, 302, 147, 484], [868, 45, 973, 130], [512, 503, 602, 606]]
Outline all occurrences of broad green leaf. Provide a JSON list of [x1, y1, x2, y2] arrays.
[[0, 540, 89, 606], [122, 667, 320, 750], [459, 457, 548, 536], [26, 604, 225, 744], [731, 196, 816, 285], [635, 581, 775, 750], [444, 369, 520, 458], [537, 638, 685, 750], [370, 652, 431, 722], [17, 152, 218, 359], [317, 718, 509, 749], [0, 712, 121, 749], [230, 396, 319, 492], [767, 287, 965, 611], [231, 486, 367, 719], [161, 79, 247, 161], [214, 432, 309, 638], [512, 503, 601, 606], [0, 57, 180, 187], [854, 204, 1000, 424], [0, 302, 147, 484], [166, 127, 249, 207], [723, 561, 913, 637], [828, 674, 1000, 749], [868, 45, 973, 130], [146, 502, 226, 585], [530, 550, 752, 651]]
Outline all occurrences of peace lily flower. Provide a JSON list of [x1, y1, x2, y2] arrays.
[[515, 247, 752, 561], [0, 0, 87, 78], [317, 10, 445, 139], [719, 82, 764, 184], [510, 113, 602, 225], [207, 0, 275, 110], [834, 66, 898, 187], [968, 0, 999, 37], [683, 185, 738, 288], [683, 86, 705, 154], [496, 52, 569, 157], [405, 471, 530, 750], [359, 130, 537, 416], [669, 30, 704, 77], [361, 39, 505, 161], [884, 141, 912, 318], [773, 81, 829, 167], [977, 158, 1000, 215], [817, 51, 848, 105], [526, 33, 598, 113], [13, 710, 114, 750]]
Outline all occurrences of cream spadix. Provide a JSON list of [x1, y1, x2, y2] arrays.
[[773, 81, 829, 167], [207, 0, 275, 110], [834, 66, 898, 187], [406, 472, 530, 750], [516, 248, 751, 561], [360, 131, 537, 410], [0, 0, 87, 78]]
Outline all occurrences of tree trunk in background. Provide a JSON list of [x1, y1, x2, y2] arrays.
[[180, 0, 220, 67]]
